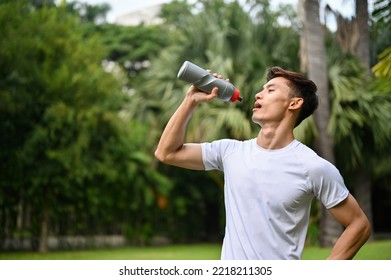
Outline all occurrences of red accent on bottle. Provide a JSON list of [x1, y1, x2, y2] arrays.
[[229, 88, 242, 102]]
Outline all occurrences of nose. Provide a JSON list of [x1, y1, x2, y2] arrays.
[[255, 90, 264, 99]]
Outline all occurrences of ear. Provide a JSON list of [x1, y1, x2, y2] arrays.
[[289, 97, 304, 110]]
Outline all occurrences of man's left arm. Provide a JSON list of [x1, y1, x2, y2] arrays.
[[327, 193, 371, 260]]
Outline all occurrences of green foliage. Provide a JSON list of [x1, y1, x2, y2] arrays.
[[133, 0, 303, 243], [372, 46, 391, 77], [58, 0, 111, 24], [0, 1, 171, 250], [372, 0, 391, 25], [370, 0, 391, 69], [140, 0, 300, 142], [89, 24, 169, 76], [159, 0, 193, 27], [1, 0, 390, 251], [328, 57, 391, 174]]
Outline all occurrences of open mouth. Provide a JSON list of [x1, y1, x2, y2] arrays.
[[253, 103, 262, 110]]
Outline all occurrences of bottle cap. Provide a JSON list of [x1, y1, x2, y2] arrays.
[[229, 88, 242, 102]]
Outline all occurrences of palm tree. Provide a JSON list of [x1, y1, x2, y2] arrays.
[[372, 0, 391, 78], [135, 0, 304, 241], [348, 0, 373, 237], [325, 0, 390, 240], [328, 58, 391, 240], [311, 0, 391, 242], [299, 0, 343, 247], [356, 0, 371, 73], [142, 0, 301, 144]]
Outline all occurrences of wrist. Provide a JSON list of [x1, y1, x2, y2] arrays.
[[183, 92, 201, 108]]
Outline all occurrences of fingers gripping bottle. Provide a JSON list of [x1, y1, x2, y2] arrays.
[[177, 61, 242, 102]]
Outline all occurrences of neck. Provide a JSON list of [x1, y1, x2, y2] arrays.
[[256, 122, 295, 150]]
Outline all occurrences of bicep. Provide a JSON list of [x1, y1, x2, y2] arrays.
[[164, 143, 205, 170], [328, 194, 367, 227]]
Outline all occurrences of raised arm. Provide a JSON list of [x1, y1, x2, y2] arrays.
[[327, 194, 371, 259], [154, 85, 218, 170]]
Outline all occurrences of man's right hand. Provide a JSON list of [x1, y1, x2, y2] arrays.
[[185, 84, 219, 105], [155, 72, 227, 170], [185, 72, 227, 104]]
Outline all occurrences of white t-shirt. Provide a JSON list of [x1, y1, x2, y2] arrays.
[[201, 138, 349, 260]]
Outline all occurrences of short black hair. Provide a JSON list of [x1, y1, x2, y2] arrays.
[[267, 66, 319, 127]]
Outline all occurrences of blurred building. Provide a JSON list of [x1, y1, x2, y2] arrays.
[[114, 4, 163, 26]]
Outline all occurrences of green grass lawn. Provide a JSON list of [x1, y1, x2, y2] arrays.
[[0, 240, 390, 260]]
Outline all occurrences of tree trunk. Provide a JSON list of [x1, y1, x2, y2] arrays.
[[354, 0, 373, 239], [355, 0, 371, 74], [353, 167, 374, 239], [299, 0, 343, 247], [38, 206, 49, 253], [17, 196, 24, 231]]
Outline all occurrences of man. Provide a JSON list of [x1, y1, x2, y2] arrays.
[[155, 66, 371, 260]]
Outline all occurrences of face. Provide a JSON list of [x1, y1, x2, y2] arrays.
[[252, 77, 296, 126]]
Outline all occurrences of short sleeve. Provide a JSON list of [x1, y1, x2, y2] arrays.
[[309, 159, 349, 209], [201, 139, 238, 171]]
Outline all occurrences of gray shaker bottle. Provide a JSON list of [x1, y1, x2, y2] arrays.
[[177, 61, 242, 102]]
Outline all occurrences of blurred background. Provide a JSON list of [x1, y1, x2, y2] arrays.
[[0, 0, 390, 257]]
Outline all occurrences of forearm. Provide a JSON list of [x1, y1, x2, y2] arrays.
[[154, 96, 197, 163], [327, 217, 371, 260], [155, 85, 218, 169]]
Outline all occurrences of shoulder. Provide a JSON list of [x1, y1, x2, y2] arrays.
[[202, 138, 254, 153], [293, 142, 348, 207], [201, 138, 255, 164], [293, 141, 341, 177], [201, 138, 254, 171]]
